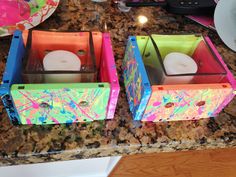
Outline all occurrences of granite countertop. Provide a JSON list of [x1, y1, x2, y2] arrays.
[[0, 0, 236, 166]]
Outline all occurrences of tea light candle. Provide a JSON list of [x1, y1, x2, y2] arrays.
[[43, 50, 81, 83], [162, 52, 198, 84]]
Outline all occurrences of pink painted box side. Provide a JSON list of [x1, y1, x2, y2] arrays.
[[101, 33, 120, 119], [205, 37, 236, 115], [186, 15, 215, 30]]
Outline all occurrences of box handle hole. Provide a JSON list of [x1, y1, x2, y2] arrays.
[[18, 86, 25, 89], [165, 102, 174, 108], [196, 101, 205, 107], [44, 50, 52, 55], [77, 50, 86, 56], [144, 52, 151, 58], [3, 80, 9, 83], [79, 101, 89, 107], [39, 102, 50, 109]]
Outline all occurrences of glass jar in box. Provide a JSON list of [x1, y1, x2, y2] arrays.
[[123, 34, 236, 121], [0, 30, 120, 125], [22, 30, 98, 84]]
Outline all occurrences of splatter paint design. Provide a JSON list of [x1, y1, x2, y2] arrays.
[[11, 83, 110, 124], [123, 35, 235, 122], [1, 94, 20, 125], [142, 84, 233, 122], [123, 37, 151, 120]]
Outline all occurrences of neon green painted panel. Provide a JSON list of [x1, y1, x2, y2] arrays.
[[151, 34, 203, 59], [11, 83, 110, 124]]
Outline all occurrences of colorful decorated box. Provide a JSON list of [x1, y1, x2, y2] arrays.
[[123, 34, 236, 121], [0, 30, 120, 125]]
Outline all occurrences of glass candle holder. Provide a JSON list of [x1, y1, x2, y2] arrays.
[[140, 34, 227, 85], [22, 30, 97, 84]]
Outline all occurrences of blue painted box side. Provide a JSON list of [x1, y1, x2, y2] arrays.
[[123, 36, 151, 120], [0, 30, 25, 124]]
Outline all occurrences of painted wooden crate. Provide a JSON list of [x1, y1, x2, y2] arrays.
[[0, 30, 120, 125], [123, 34, 236, 121]]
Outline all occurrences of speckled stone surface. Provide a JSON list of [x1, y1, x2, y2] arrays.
[[0, 0, 235, 166]]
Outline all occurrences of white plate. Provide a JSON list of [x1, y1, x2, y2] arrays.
[[214, 0, 236, 51]]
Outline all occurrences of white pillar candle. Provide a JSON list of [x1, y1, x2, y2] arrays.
[[43, 50, 81, 83], [162, 52, 198, 84]]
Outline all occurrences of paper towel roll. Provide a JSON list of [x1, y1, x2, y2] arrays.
[[162, 52, 198, 84], [43, 50, 81, 83]]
